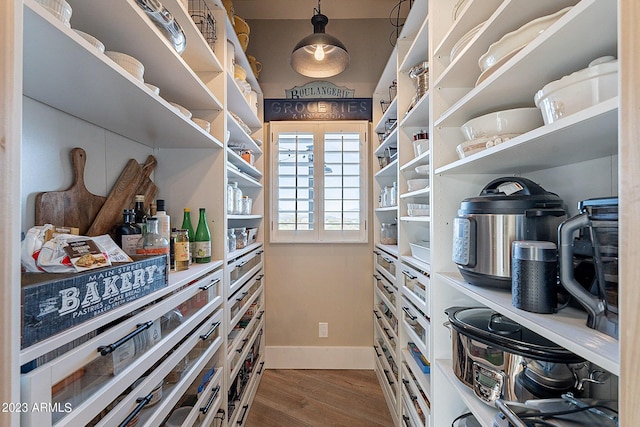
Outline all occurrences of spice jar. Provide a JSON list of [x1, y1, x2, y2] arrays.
[[234, 227, 248, 249], [233, 184, 243, 215], [227, 228, 236, 253], [380, 222, 397, 245], [227, 182, 237, 215], [241, 196, 253, 215]]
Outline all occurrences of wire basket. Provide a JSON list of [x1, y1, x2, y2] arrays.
[[189, 0, 217, 53]]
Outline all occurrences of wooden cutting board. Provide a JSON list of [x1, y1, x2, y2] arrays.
[[35, 148, 106, 235], [86, 155, 157, 236]]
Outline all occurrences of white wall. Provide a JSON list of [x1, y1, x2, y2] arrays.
[[244, 17, 396, 367]]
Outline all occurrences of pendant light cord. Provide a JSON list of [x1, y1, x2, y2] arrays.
[[315, 0, 321, 15], [389, 0, 413, 46]]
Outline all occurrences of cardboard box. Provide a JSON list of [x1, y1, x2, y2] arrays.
[[21, 255, 168, 349]]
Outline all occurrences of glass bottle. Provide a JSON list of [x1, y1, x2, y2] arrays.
[[227, 182, 237, 215], [233, 185, 243, 215], [115, 209, 142, 255], [181, 208, 195, 264], [136, 217, 170, 264], [173, 229, 190, 271], [134, 194, 148, 234], [194, 208, 211, 263], [156, 199, 171, 243], [241, 196, 252, 215], [227, 228, 237, 253], [234, 227, 248, 249]]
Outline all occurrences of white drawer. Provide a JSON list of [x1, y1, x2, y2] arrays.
[[228, 248, 264, 295], [399, 263, 430, 318]]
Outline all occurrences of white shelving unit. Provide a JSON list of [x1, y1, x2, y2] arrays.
[[17, 0, 266, 425]]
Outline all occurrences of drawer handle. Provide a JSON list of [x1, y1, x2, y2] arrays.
[[402, 306, 417, 321], [257, 310, 265, 320], [237, 404, 250, 425], [200, 278, 220, 291], [383, 369, 395, 386], [403, 414, 411, 427], [237, 260, 248, 267], [255, 274, 265, 281], [383, 285, 394, 294], [373, 274, 380, 280], [215, 408, 226, 421], [383, 327, 393, 340], [236, 338, 249, 353], [256, 250, 264, 255], [382, 257, 394, 263], [373, 345, 381, 357], [402, 270, 417, 280], [257, 361, 265, 375], [373, 250, 381, 255], [98, 321, 154, 356], [236, 291, 249, 301], [200, 385, 221, 415], [200, 321, 221, 341], [118, 393, 152, 427], [373, 310, 382, 320]]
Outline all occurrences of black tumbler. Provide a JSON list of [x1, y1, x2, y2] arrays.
[[511, 241, 558, 313]]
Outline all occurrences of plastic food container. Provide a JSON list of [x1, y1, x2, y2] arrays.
[[410, 241, 431, 263], [407, 203, 430, 217], [407, 179, 429, 192], [534, 56, 618, 125]]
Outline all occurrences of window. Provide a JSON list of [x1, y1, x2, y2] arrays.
[[270, 121, 368, 243]]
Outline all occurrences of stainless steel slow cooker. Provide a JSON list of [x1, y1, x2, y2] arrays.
[[445, 307, 587, 407], [452, 177, 566, 288]]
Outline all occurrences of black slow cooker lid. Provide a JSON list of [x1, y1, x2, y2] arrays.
[[459, 177, 563, 214], [446, 307, 584, 363]]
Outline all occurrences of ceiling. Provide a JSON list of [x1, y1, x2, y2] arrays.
[[231, 0, 411, 20]]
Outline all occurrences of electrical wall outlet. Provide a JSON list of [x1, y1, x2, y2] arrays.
[[319, 322, 329, 338]]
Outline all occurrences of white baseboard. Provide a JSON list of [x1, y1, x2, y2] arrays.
[[265, 346, 375, 369]]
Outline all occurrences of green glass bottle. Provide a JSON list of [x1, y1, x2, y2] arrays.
[[194, 208, 211, 263], [181, 208, 195, 263]]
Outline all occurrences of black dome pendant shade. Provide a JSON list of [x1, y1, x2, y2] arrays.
[[290, 1, 350, 78]]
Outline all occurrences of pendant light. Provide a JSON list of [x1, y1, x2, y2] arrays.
[[290, 0, 350, 78]]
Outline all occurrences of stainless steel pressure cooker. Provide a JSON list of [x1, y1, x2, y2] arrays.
[[452, 177, 566, 288], [445, 307, 587, 407]]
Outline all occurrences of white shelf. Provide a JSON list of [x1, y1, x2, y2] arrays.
[[226, 72, 262, 130], [66, 0, 224, 111], [375, 206, 398, 213], [376, 244, 400, 257], [374, 45, 398, 96], [401, 256, 431, 274], [23, 2, 223, 149], [375, 159, 399, 179], [400, 92, 430, 129], [435, 97, 618, 174], [400, 216, 430, 223], [374, 127, 399, 157], [227, 110, 263, 152], [227, 166, 263, 188], [227, 149, 263, 180], [400, 188, 430, 199], [439, 272, 620, 375], [434, 0, 617, 127], [375, 97, 399, 134], [400, 151, 430, 172], [227, 214, 263, 220], [436, 359, 498, 427], [399, 17, 429, 72]]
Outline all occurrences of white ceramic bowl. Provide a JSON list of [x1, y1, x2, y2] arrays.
[[534, 56, 618, 125], [413, 139, 429, 157], [407, 179, 429, 192], [169, 102, 192, 119], [105, 51, 144, 82], [144, 83, 160, 96], [192, 118, 211, 132], [460, 107, 543, 141], [450, 21, 485, 63], [35, 0, 72, 27], [479, 7, 572, 72], [414, 165, 429, 176], [73, 30, 105, 52]]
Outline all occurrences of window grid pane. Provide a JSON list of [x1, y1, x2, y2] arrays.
[[277, 132, 315, 231], [323, 132, 361, 231]]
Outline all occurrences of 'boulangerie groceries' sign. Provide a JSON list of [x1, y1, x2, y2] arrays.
[[264, 98, 372, 121], [285, 81, 355, 99]]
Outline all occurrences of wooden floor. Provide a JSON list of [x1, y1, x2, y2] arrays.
[[245, 369, 394, 427]]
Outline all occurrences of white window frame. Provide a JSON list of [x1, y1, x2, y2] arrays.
[[270, 121, 369, 243]]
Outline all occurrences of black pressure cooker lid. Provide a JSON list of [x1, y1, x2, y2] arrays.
[[459, 177, 563, 214], [446, 307, 584, 363]]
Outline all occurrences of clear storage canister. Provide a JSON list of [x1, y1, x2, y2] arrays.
[[234, 227, 248, 249], [241, 196, 253, 215], [380, 222, 397, 245], [227, 182, 237, 215], [227, 228, 236, 253], [233, 184, 243, 215]]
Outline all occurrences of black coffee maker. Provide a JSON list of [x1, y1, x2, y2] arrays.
[[558, 197, 618, 339]]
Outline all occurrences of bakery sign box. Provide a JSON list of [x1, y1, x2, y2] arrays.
[[21, 255, 168, 349]]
